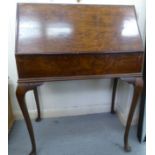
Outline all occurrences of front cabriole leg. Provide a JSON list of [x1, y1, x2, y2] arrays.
[[121, 77, 143, 152], [16, 82, 42, 155]]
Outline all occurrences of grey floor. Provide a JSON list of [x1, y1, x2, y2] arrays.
[[8, 113, 146, 155]]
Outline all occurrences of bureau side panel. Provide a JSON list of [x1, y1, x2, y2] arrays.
[[16, 53, 143, 79]]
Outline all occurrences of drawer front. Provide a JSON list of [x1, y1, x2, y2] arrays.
[[16, 53, 143, 79]]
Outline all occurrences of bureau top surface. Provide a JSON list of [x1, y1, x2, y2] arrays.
[[16, 3, 144, 55]]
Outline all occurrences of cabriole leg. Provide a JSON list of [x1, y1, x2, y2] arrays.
[[111, 78, 118, 114], [121, 77, 143, 152], [33, 87, 41, 122], [16, 83, 42, 155]]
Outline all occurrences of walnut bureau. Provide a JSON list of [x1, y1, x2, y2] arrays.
[[15, 3, 144, 155]]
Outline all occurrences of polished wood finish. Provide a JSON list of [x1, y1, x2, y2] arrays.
[[15, 3, 144, 155], [16, 4, 143, 55], [16, 53, 143, 79]]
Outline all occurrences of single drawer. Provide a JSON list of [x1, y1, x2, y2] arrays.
[[16, 53, 143, 79]]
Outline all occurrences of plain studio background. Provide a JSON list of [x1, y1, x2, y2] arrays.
[[8, 0, 145, 126]]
